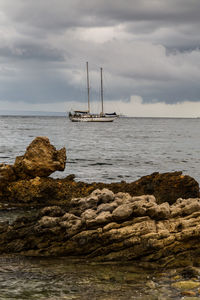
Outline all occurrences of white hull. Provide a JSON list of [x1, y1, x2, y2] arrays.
[[70, 116, 115, 122]]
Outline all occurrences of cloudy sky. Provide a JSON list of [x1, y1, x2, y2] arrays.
[[0, 0, 200, 117]]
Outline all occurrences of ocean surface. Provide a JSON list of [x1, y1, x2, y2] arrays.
[[1, 116, 200, 184], [1, 115, 200, 300]]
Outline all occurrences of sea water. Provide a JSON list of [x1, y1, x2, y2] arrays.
[[0, 116, 200, 299], [1, 116, 200, 183]]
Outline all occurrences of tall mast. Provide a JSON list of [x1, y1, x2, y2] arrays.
[[86, 62, 90, 113], [100, 67, 104, 115]]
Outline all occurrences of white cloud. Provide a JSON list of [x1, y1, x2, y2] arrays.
[[105, 96, 200, 118]]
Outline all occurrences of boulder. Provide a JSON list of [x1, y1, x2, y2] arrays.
[[13, 136, 66, 178]]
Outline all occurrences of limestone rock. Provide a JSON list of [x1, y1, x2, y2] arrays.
[[97, 188, 115, 203], [95, 211, 112, 224], [1, 189, 200, 268], [112, 204, 133, 220], [13, 136, 66, 178]]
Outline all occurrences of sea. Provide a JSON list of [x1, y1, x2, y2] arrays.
[[0, 115, 200, 300]]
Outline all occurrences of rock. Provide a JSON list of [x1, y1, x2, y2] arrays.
[[181, 291, 197, 297], [112, 204, 133, 221], [81, 209, 97, 222], [172, 281, 200, 290], [155, 203, 171, 220], [0, 164, 16, 182], [40, 206, 64, 217], [60, 213, 82, 236], [0, 167, 199, 208], [180, 266, 200, 279], [13, 136, 66, 178], [1, 190, 200, 266], [97, 203, 117, 213], [182, 200, 200, 215], [38, 216, 59, 228], [108, 172, 199, 205], [95, 211, 112, 224], [146, 280, 156, 289], [0, 137, 199, 212], [115, 192, 132, 203], [97, 189, 115, 203]]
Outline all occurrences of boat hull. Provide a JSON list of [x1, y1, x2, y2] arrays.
[[70, 116, 115, 122]]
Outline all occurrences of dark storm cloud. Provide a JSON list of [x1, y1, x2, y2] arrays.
[[0, 67, 85, 103], [0, 0, 200, 110], [4, 0, 200, 33]]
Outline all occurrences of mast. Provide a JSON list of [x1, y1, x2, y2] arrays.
[[100, 67, 104, 115], [86, 62, 90, 113]]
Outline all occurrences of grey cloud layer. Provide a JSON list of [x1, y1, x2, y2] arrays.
[[0, 0, 200, 106], [4, 0, 200, 28]]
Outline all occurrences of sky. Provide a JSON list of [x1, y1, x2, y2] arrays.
[[0, 0, 200, 117]]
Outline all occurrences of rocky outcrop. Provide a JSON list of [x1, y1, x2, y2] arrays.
[[13, 136, 66, 179], [103, 171, 199, 205], [1, 189, 200, 268], [0, 137, 198, 206], [0, 137, 200, 267], [0, 171, 199, 207]]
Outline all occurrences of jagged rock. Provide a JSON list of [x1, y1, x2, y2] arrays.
[[107, 172, 199, 205], [1, 189, 200, 268], [13, 136, 66, 178], [0, 171, 199, 207]]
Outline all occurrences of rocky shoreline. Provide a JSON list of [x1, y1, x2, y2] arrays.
[[1, 136, 200, 268]]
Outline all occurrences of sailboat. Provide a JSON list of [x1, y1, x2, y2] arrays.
[[69, 62, 118, 122]]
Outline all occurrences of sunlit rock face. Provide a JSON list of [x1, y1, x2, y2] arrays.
[[13, 136, 66, 178]]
